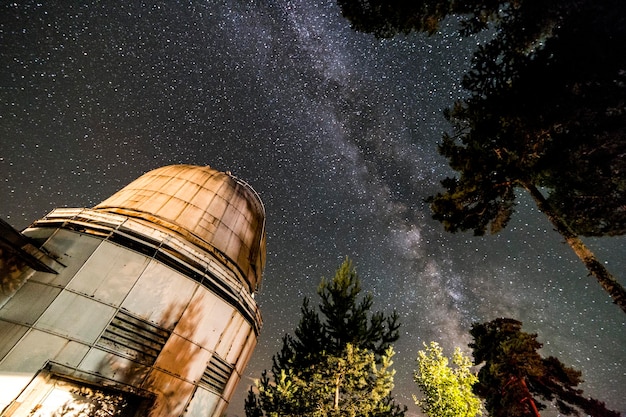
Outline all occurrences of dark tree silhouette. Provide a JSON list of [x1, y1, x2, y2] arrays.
[[245, 258, 405, 417], [337, 0, 626, 313], [470, 318, 621, 417]]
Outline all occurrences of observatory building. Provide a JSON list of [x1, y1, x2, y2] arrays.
[[0, 165, 266, 417]]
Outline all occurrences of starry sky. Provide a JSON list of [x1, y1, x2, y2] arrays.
[[1, 1, 625, 416]]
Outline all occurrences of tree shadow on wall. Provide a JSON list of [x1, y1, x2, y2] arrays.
[[0, 246, 31, 304], [95, 299, 211, 417], [47, 299, 211, 417], [142, 300, 210, 417], [49, 383, 141, 417]]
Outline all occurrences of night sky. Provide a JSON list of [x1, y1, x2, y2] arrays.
[[1, 1, 625, 416]]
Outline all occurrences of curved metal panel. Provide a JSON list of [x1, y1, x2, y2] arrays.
[[94, 165, 266, 292]]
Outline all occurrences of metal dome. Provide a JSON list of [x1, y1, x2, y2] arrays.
[[94, 165, 266, 291]]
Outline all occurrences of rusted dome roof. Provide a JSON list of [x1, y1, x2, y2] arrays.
[[94, 165, 266, 291]]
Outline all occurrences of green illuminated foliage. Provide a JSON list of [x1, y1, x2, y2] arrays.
[[245, 258, 405, 417], [253, 344, 396, 417], [414, 342, 482, 417]]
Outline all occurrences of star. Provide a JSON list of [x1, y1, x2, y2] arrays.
[[1, 1, 624, 416]]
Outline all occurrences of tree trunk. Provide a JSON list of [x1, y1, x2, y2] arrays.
[[523, 182, 626, 314], [334, 374, 340, 411], [520, 377, 541, 417]]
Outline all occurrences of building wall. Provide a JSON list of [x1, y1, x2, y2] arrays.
[[0, 207, 262, 417]]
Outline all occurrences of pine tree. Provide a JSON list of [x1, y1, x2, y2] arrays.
[[469, 318, 621, 417], [336, 0, 626, 313], [245, 258, 405, 417]]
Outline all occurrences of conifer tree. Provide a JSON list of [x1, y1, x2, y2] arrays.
[[336, 0, 626, 313], [469, 318, 621, 417], [245, 258, 405, 417]]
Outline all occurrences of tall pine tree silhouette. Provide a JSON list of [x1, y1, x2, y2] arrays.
[[245, 258, 405, 417]]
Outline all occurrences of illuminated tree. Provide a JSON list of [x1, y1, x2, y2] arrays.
[[470, 318, 621, 417], [250, 344, 396, 417], [414, 341, 482, 417], [245, 258, 405, 417], [413, 342, 482, 417]]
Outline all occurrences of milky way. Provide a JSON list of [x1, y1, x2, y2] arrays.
[[1, 1, 625, 416]]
